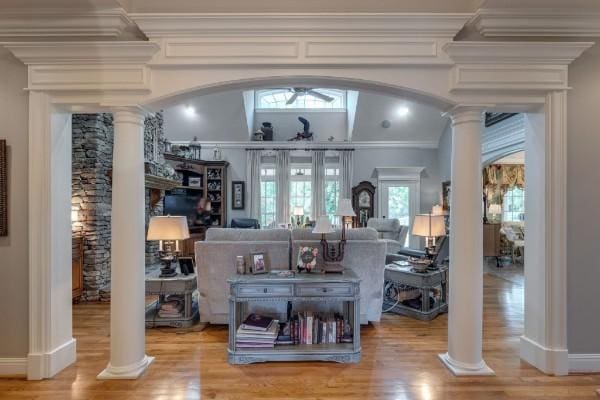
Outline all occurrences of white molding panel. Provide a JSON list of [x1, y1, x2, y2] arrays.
[[0, 8, 132, 38], [474, 8, 600, 38], [0, 358, 27, 377], [520, 335, 568, 376], [168, 140, 439, 149], [130, 13, 472, 38], [569, 354, 600, 373]]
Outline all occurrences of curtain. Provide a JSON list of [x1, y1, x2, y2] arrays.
[[246, 150, 261, 220], [483, 164, 525, 206], [311, 150, 326, 220], [339, 150, 354, 200], [276, 150, 290, 224]]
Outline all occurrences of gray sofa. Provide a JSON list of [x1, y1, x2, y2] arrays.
[[195, 227, 387, 324], [367, 218, 409, 254]]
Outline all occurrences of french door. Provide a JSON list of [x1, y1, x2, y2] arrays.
[[379, 181, 420, 248]]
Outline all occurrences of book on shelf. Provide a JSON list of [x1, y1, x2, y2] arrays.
[[240, 313, 274, 331], [286, 312, 351, 346], [236, 317, 279, 349]]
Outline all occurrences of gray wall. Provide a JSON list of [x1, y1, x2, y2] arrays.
[[254, 111, 347, 142], [437, 123, 452, 183], [567, 41, 600, 354], [0, 47, 29, 358]]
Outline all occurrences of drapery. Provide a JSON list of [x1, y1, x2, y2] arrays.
[[276, 150, 290, 224], [310, 150, 326, 220], [246, 149, 262, 220], [339, 150, 354, 200], [483, 164, 525, 204]]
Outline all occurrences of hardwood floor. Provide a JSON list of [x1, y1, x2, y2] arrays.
[[2, 274, 599, 399]]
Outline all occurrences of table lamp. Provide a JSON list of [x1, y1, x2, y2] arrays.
[[292, 206, 305, 227], [147, 215, 190, 277], [335, 198, 356, 233], [313, 216, 345, 273], [412, 213, 446, 258]]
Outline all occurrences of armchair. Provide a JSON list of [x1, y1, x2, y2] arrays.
[[367, 218, 409, 254]]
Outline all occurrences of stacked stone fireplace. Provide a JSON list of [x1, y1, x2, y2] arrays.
[[71, 112, 166, 301]]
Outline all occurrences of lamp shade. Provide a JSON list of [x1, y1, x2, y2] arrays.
[[412, 214, 446, 237], [488, 204, 502, 215], [147, 216, 190, 240], [312, 216, 335, 234], [293, 206, 305, 216], [432, 204, 444, 216], [335, 198, 356, 217]]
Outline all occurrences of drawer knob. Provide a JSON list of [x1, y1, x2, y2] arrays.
[[263, 288, 268, 293], [322, 288, 328, 293]]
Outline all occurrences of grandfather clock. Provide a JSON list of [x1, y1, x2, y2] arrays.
[[352, 181, 376, 227]]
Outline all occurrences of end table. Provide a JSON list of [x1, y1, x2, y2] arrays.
[[145, 269, 199, 328]]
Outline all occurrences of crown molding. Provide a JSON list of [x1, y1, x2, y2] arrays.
[[0, 8, 132, 38], [1, 41, 160, 65], [473, 8, 600, 37], [443, 41, 594, 65], [129, 13, 472, 39]]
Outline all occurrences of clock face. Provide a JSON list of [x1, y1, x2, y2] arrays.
[[359, 191, 371, 207]]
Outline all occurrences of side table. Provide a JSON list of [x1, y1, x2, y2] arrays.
[[383, 261, 448, 321], [145, 269, 199, 328]]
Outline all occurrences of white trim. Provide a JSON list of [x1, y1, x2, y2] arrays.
[[98, 355, 154, 380], [27, 338, 77, 381], [374, 167, 425, 181], [0, 8, 132, 38], [168, 141, 439, 149], [0, 358, 27, 377], [130, 13, 472, 38], [438, 353, 495, 376], [569, 354, 600, 373], [520, 335, 568, 376], [474, 8, 600, 38]]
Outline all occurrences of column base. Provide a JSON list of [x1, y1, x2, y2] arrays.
[[97, 355, 154, 380], [438, 353, 495, 376]]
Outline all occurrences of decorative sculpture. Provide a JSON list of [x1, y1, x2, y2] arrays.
[[289, 116, 314, 141]]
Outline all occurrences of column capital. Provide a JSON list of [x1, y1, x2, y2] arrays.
[[111, 106, 149, 127], [444, 105, 488, 126]]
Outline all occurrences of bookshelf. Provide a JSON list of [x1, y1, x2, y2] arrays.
[[227, 271, 361, 364]]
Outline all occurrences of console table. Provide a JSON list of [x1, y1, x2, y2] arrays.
[[383, 261, 448, 321], [227, 271, 361, 364], [145, 269, 198, 328]]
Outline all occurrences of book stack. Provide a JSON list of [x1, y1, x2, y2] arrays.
[[157, 295, 184, 318], [236, 314, 279, 349], [289, 312, 350, 345]]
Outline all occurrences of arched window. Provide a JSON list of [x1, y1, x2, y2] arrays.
[[255, 88, 346, 110], [503, 187, 525, 222]]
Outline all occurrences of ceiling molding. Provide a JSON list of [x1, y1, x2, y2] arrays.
[[168, 140, 439, 149], [2, 41, 160, 65], [129, 13, 472, 39], [443, 41, 594, 65], [473, 8, 600, 37], [0, 8, 133, 38], [375, 166, 425, 181]]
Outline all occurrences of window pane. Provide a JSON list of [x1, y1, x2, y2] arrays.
[[502, 187, 525, 222], [256, 88, 346, 109], [387, 186, 410, 226]]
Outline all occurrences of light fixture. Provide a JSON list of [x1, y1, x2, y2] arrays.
[[335, 198, 356, 231], [381, 120, 391, 128], [397, 106, 410, 118], [431, 204, 445, 216], [412, 213, 446, 257], [147, 215, 190, 277], [292, 206, 305, 227], [312, 216, 345, 273], [488, 204, 502, 223], [183, 105, 196, 118]]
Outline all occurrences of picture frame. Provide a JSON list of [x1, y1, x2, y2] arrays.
[[188, 176, 202, 188], [178, 257, 195, 275], [442, 181, 451, 212], [296, 246, 318, 272], [250, 252, 268, 274], [0, 140, 7, 237], [232, 181, 245, 210]]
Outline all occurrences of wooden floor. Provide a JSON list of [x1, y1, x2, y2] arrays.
[[2, 274, 599, 399]]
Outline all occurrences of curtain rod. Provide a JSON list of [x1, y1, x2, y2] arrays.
[[245, 148, 355, 152]]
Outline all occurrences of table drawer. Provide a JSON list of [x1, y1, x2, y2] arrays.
[[296, 284, 353, 297], [236, 284, 293, 297]]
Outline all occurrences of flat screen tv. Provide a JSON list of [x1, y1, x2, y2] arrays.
[[163, 190, 204, 233]]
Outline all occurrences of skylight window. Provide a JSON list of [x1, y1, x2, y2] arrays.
[[255, 88, 346, 110]]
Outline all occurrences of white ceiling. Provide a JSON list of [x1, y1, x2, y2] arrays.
[[162, 88, 450, 145]]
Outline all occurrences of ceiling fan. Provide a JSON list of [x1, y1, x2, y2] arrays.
[[285, 87, 334, 105]]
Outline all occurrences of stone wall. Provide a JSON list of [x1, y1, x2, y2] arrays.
[[72, 112, 166, 301]]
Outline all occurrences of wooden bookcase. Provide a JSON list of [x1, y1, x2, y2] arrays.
[[164, 154, 229, 256]]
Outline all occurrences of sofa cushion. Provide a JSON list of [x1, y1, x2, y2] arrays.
[[367, 218, 400, 233], [291, 227, 378, 241], [205, 228, 291, 242]]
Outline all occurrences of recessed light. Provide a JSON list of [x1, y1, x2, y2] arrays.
[[184, 105, 196, 118], [397, 106, 410, 118]]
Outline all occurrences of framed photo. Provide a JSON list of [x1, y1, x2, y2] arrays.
[[251, 252, 268, 274], [442, 181, 451, 212], [0, 140, 7, 237], [178, 257, 195, 275], [232, 181, 245, 210], [297, 246, 318, 272], [188, 176, 202, 188]]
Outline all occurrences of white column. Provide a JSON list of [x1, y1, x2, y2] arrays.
[[438, 107, 494, 376], [98, 107, 153, 379]]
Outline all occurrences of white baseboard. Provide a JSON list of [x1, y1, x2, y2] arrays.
[[0, 358, 27, 376], [27, 338, 76, 380], [569, 354, 600, 373], [520, 335, 568, 376]]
